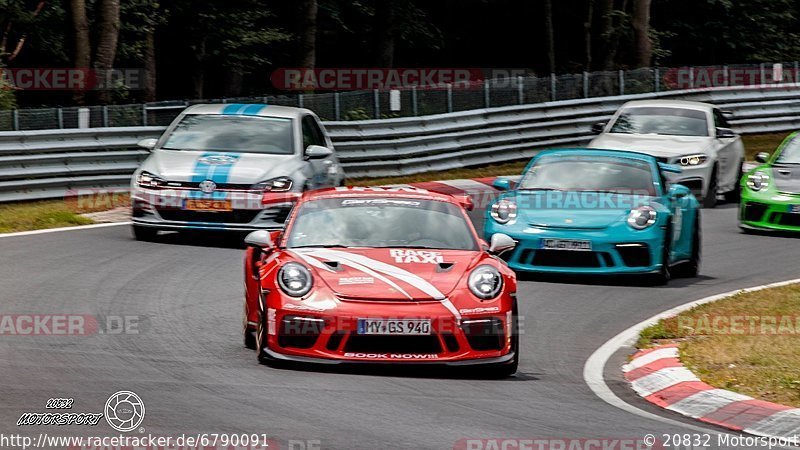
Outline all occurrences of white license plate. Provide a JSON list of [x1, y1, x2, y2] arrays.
[[789, 205, 800, 214], [541, 239, 592, 251], [357, 319, 431, 335]]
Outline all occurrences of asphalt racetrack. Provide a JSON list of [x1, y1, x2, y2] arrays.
[[1, 203, 799, 449]]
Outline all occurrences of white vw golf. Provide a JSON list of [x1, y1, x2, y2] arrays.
[[130, 104, 345, 240]]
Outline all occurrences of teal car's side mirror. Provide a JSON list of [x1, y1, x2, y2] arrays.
[[493, 178, 512, 191], [669, 184, 692, 199], [755, 152, 770, 164]]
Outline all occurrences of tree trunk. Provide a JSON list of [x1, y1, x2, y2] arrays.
[[584, 0, 594, 71], [191, 39, 206, 99], [143, 28, 156, 102], [602, 0, 628, 70], [544, 0, 555, 74], [298, 0, 318, 69], [67, 0, 91, 104], [631, 0, 652, 67], [374, 0, 395, 67], [94, 0, 121, 104]]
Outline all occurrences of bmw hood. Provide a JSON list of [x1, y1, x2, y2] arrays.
[[291, 248, 480, 301], [589, 134, 714, 159], [141, 149, 303, 185], [771, 165, 800, 193]]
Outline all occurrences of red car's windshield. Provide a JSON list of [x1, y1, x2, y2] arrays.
[[286, 197, 478, 250]]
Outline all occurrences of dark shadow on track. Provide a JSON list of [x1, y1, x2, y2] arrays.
[[516, 272, 714, 288]]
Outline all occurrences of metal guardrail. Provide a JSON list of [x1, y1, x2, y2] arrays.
[[2, 84, 800, 202]]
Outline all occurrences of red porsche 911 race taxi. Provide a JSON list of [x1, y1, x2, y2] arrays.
[[242, 187, 520, 376]]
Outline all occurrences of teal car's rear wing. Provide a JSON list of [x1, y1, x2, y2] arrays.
[[658, 162, 683, 174]]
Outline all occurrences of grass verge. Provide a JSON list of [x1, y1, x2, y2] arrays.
[[0, 200, 95, 233], [637, 284, 800, 407]]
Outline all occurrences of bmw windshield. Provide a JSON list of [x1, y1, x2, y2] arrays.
[[286, 197, 478, 250], [609, 107, 709, 137], [162, 114, 294, 154], [519, 155, 657, 196]]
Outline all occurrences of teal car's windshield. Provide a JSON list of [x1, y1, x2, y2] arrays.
[[609, 107, 709, 137], [519, 155, 657, 196], [162, 115, 294, 154], [777, 136, 800, 164], [286, 197, 477, 250]]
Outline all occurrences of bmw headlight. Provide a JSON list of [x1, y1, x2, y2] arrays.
[[468, 265, 503, 300], [278, 262, 313, 297], [136, 171, 166, 189], [627, 205, 658, 230], [490, 199, 517, 224], [747, 171, 770, 191], [252, 177, 293, 192], [677, 154, 708, 166]]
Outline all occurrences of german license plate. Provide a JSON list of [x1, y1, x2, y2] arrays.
[[789, 205, 800, 214], [357, 319, 431, 335], [184, 199, 233, 212], [541, 239, 592, 251]]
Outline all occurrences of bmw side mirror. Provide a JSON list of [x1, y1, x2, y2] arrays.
[[755, 152, 770, 164], [305, 145, 333, 160], [591, 121, 607, 134], [492, 178, 512, 191], [488, 233, 516, 255], [244, 230, 275, 249], [716, 127, 736, 139], [137, 138, 158, 151]]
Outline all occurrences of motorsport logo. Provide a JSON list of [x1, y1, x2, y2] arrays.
[[16, 391, 145, 432]]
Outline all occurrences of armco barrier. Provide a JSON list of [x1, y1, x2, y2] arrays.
[[2, 85, 800, 202]]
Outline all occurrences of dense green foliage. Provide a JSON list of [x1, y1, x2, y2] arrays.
[[0, 0, 799, 107]]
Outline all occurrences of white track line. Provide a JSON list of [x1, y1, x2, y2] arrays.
[[0, 221, 130, 238], [583, 278, 800, 438]]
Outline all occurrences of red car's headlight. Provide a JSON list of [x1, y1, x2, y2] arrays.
[[278, 262, 313, 297], [468, 265, 503, 300]]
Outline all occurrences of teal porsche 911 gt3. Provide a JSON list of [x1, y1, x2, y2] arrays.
[[484, 149, 701, 284]]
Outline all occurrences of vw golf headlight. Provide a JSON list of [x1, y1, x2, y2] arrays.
[[136, 171, 166, 189], [677, 154, 708, 166], [252, 177, 293, 192], [627, 205, 657, 230], [747, 171, 770, 191], [278, 262, 313, 297], [490, 199, 517, 224], [468, 265, 503, 300]]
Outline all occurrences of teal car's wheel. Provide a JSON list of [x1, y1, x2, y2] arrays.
[[674, 215, 701, 278], [649, 228, 672, 285]]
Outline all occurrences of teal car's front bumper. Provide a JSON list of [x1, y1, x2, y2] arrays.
[[485, 221, 668, 275]]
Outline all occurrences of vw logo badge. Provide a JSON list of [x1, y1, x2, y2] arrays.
[[199, 155, 236, 165], [104, 390, 145, 432], [199, 180, 217, 194]]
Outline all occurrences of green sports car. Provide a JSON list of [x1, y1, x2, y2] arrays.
[[740, 132, 800, 233]]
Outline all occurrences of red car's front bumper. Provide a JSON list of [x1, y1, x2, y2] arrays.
[[259, 299, 515, 366]]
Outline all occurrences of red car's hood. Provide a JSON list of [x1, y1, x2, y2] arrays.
[[290, 248, 480, 301]]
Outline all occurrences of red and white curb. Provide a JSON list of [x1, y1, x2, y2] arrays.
[[624, 344, 800, 440]]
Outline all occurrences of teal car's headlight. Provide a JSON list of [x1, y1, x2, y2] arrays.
[[677, 154, 708, 166], [468, 265, 503, 299], [136, 171, 166, 189], [627, 205, 657, 230], [746, 171, 770, 191], [490, 199, 517, 224], [278, 262, 313, 297]]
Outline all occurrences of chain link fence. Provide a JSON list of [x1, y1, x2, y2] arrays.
[[2, 63, 799, 131]]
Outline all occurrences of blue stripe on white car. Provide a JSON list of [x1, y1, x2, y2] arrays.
[[189, 152, 242, 200]]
